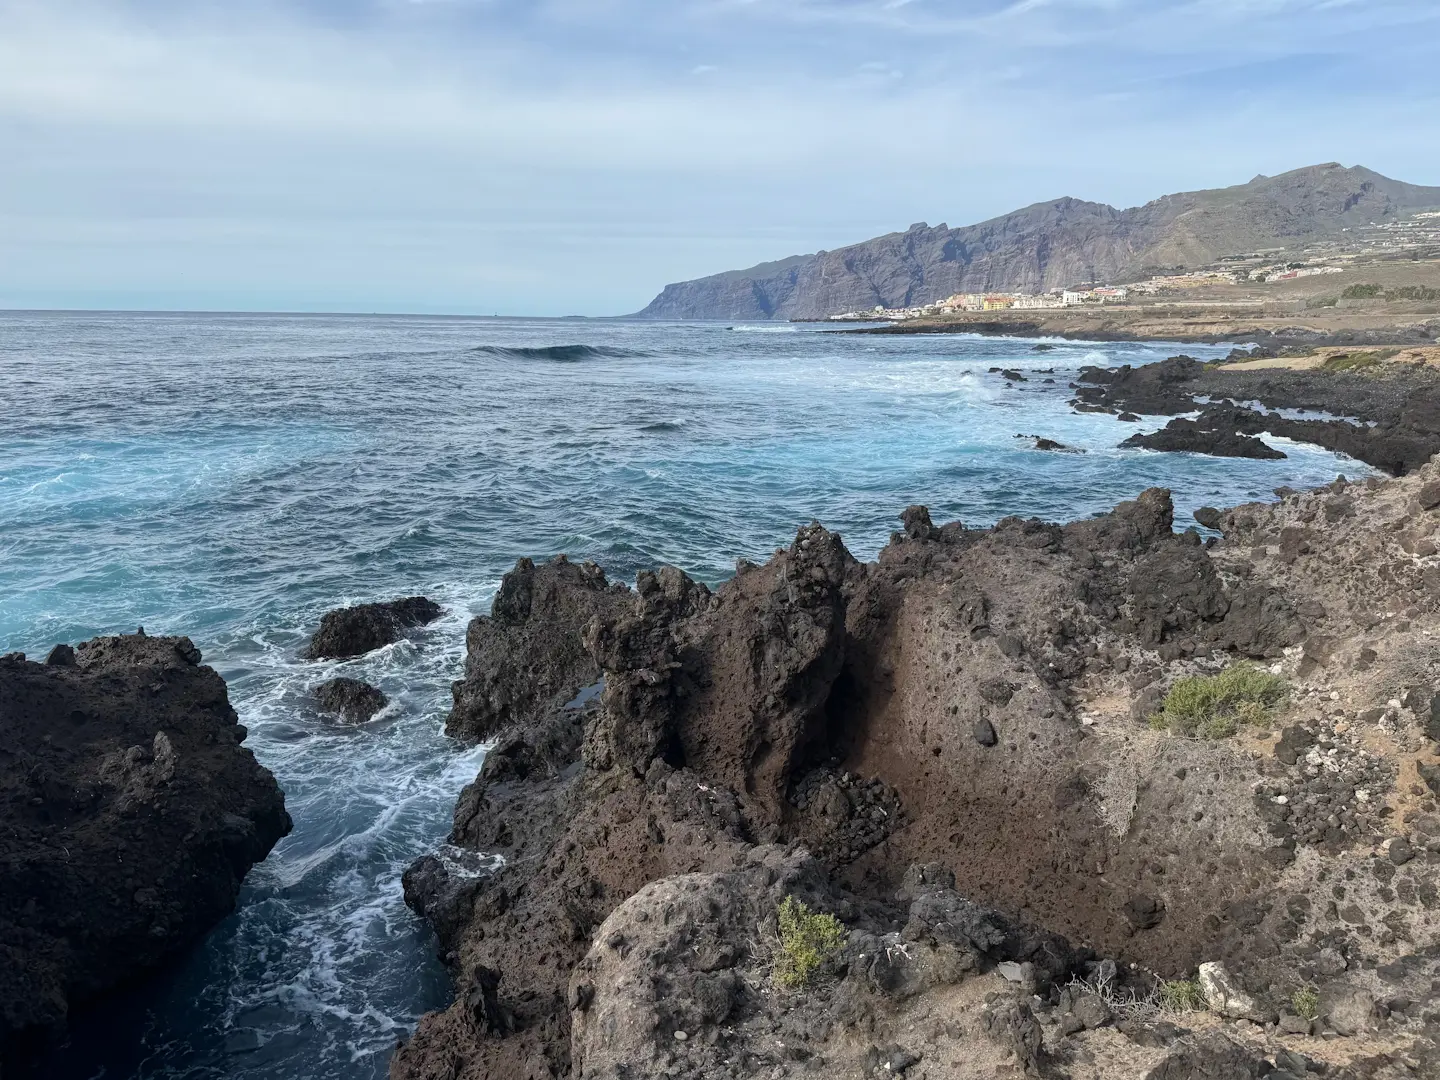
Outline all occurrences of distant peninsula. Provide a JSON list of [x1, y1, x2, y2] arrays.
[[631, 163, 1440, 322]]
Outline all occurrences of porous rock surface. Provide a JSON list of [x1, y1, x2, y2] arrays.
[[394, 462, 1440, 1079], [303, 595, 442, 660], [0, 634, 291, 1055]]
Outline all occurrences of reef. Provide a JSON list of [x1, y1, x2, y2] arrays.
[[392, 458, 1440, 1079], [0, 633, 291, 1058]]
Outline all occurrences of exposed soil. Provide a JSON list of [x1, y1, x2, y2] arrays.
[[391, 461, 1440, 1079]]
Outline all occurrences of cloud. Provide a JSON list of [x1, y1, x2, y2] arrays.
[[0, 0, 1436, 314]]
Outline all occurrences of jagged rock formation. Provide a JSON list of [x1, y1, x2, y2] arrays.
[[394, 463, 1440, 1079], [0, 634, 291, 1056], [1074, 355, 1440, 476], [635, 164, 1440, 320], [303, 596, 442, 660]]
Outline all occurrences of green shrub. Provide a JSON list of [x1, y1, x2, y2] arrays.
[[774, 896, 847, 989], [1160, 977, 1207, 1012], [1151, 664, 1288, 739], [1292, 985, 1320, 1020], [1321, 348, 1398, 371], [1386, 285, 1440, 303], [1341, 283, 1383, 300], [1306, 296, 1338, 309]]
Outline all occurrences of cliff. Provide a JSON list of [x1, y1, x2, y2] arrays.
[[393, 450, 1440, 1077], [634, 164, 1440, 320]]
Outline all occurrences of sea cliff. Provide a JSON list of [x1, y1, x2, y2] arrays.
[[391, 458, 1440, 1078]]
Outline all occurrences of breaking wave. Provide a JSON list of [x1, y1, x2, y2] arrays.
[[471, 344, 642, 362]]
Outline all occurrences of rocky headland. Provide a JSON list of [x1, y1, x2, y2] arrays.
[[0, 633, 292, 1060], [391, 458, 1440, 1079]]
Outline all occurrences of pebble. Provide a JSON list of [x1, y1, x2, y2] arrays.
[[674, 1030, 688, 1042]]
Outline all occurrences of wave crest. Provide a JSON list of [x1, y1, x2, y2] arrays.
[[471, 344, 641, 362]]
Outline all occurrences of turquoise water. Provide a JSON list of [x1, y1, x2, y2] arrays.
[[0, 312, 1372, 1078]]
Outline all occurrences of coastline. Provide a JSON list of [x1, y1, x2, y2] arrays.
[[392, 459, 1440, 1080]]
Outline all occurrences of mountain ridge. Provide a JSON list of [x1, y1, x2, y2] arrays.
[[633, 163, 1440, 320]]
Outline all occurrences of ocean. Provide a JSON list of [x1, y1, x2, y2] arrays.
[[0, 312, 1373, 1079]]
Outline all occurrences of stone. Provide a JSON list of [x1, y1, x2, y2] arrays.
[[313, 677, 389, 724], [1417, 480, 1440, 511], [1389, 837, 1415, 865], [1123, 893, 1166, 930], [1072, 992, 1113, 1030], [1321, 987, 1375, 1036], [972, 716, 998, 747], [1197, 962, 1272, 1023], [44, 643, 76, 666], [302, 595, 442, 660], [1193, 507, 1223, 531], [1278, 1013, 1313, 1035]]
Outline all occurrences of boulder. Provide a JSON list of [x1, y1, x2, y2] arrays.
[[1197, 961, 1272, 1023], [312, 676, 389, 723], [1321, 986, 1375, 1036], [302, 596, 441, 660], [0, 635, 290, 1052]]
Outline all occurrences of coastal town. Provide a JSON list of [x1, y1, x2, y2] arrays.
[[826, 208, 1440, 323]]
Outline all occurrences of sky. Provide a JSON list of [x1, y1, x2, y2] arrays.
[[1, 0, 1438, 316]]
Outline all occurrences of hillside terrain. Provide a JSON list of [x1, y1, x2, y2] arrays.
[[634, 164, 1440, 321]]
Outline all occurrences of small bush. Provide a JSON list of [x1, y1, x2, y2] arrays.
[[1160, 977, 1207, 1013], [1306, 296, 1338, 309], [1386, 285, 1440, 303], [1292, 985, 1320, 1019], [1151, 664, 1288, 739], [774, 896, 846, 989], [1321, 348, 1398, 372], [1341, 283, 1383, 300]]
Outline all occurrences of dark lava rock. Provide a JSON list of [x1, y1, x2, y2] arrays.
[[1121, 418, 1286, 460], [1033, 437, 1083, 453], [447, 556, 634, 742], [1389, 837, 1415, 865], [1144, 1031, 1270, 1079], [1418, 480, 1440, 511], [302, 596, 442, 660], [1192, 507, 1223, 531], [43, 644, 75, 666], [1123, 893, 1166, 930], [313, 677, 389, 723], [973, 716, 999, 747], [0, 635, 290, 1053], [1117, 411, 1141, 422], [1275, 726, 1316, 766]]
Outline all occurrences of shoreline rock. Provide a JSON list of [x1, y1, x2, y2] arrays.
[[0, 634, 291, 1058], [302, 596, 442, 660], [313, 676, 389, 723], [393, 462, 1440, 1080]]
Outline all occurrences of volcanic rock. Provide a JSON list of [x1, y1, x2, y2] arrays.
[[447, 556, 631, 742], [0, 634, 290, 1054], [302, 595, 441, 660], [313, 676, 388, 723]]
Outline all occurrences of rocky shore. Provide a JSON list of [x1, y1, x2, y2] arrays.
[[0, 634, 291, 1060], [1071, 354, 1440, 476], [391, 460, 1440, 1078]]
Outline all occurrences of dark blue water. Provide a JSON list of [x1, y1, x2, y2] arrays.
[[0, 312, 1371, 1078]]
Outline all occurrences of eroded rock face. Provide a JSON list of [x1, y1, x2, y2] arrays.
[[397, 466, 1440, 1080], [0, 634, 290, 1053], [447, 557, 630, 742], [303, 596, 442, 660]]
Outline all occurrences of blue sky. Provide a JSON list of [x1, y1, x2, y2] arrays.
[[1, 0, 1438, 315]]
